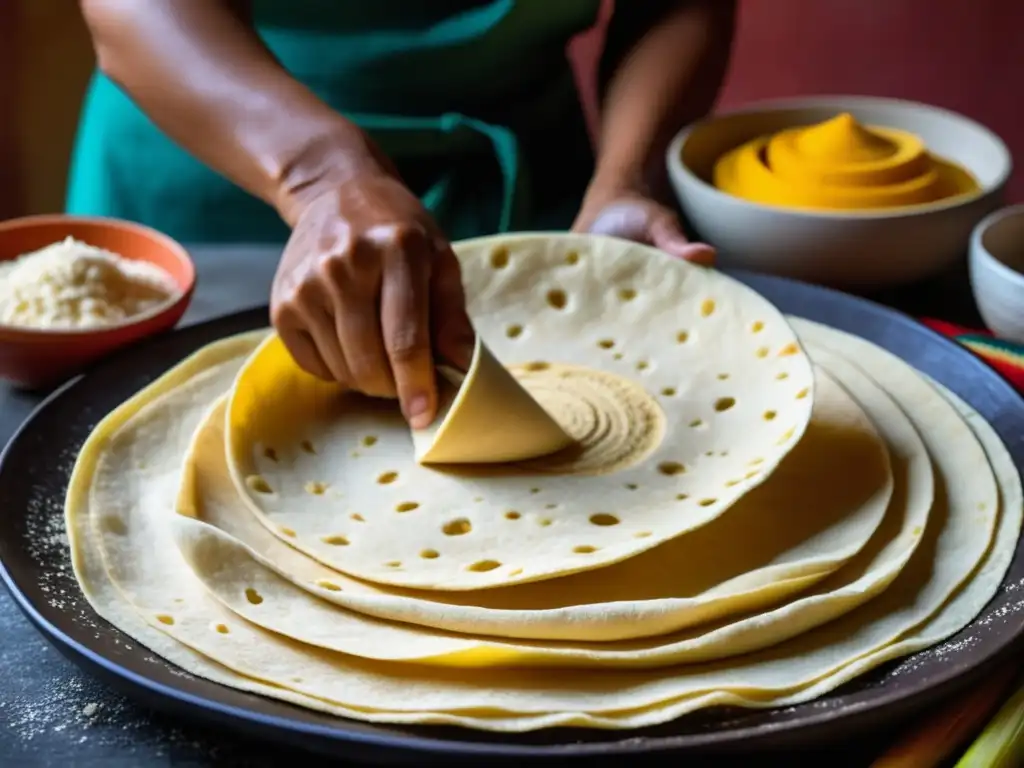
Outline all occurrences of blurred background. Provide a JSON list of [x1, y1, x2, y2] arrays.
[[2, 0, 1020, 221]]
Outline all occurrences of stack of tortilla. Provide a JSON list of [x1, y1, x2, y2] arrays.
[[65, 233, 1022, 732]]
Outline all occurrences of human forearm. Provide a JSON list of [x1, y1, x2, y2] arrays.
[[591, 0, 736, 197], [80, 0, 381, 224]]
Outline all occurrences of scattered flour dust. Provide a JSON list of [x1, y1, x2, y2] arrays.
[[884, 576, 1024, 682], [0, 236, 179, 330], [25, 443, 84, 618], [3, 439, 201, 751], [2, 674, 117, 743], [1, 671, 213, 755]]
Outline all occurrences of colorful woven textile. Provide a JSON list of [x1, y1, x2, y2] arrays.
[[921, 318, 1024, 394]]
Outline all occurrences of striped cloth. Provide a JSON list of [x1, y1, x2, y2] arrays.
[[922, 319, 1024, 394]]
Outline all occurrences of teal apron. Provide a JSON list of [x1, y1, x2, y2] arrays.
[[65, 0, 603, 244]]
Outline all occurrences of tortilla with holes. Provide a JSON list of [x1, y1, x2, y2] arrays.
[[225, 234, 817, 591], [176, 357, 896, 652], [65, 319, 1007, 729]]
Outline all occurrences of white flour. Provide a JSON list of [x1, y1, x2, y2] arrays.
[[0, 237, 178, 330]]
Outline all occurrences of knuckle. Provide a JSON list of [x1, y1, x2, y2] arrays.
[[281, 332, 332, 382], [386, 327, 428, 364], [363, 224, 431, 267], [360, 223, 400, 247], [324, 237, 379, 283], [346, 236, 379, 268], [318, 250, 353, 284], [293, 276, 324, 306], [277, 267, 333, 311], [270, 301, 303, 331], [393, 223, 430, 252], [313, 216, 354, 257]]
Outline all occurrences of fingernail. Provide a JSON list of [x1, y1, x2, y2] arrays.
[[405, 393, 432, 429]]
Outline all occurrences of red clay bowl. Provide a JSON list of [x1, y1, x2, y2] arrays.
[[0, 215, 195, 389]]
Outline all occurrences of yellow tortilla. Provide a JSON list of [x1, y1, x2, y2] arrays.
[[225, 234, 817, 591], [173, 362, 893, 667], [180, 355, 894, 642]]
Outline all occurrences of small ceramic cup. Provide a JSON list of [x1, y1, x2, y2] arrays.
[[969, 205, 1024, 343]]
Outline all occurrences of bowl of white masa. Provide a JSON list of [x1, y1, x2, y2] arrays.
[[0, 215, 194, 388]]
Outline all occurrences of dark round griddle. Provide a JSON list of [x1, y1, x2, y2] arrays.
[[1, 271, 1023, 765]]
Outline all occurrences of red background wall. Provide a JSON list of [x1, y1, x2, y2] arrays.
[[572, 0, 1022, 201], [2, 0, 1020, 219]]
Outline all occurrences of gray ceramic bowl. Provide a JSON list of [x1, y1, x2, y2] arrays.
[[969, 204, 1024, 344], [667, 96, 1011, 288]]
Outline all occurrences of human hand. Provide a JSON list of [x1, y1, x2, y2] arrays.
[[572, 188, 716, 267], [270, 171, 475, 429]]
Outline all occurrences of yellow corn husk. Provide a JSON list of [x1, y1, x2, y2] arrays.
[[870, 671, 1014, 768], [955, 673, 1024, 768]]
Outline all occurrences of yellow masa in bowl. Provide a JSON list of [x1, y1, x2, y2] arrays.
[[713, 112, 980, 212]]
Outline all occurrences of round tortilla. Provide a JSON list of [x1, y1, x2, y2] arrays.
[[141, 328, 998, 713], [173, 362, 893, 664], [224, 234, 816, 590], [524, 359, 1022, 729], [63, 305, 1014, 732]]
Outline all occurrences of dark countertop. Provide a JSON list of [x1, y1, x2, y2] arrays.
[[0, 245, 985, 767]]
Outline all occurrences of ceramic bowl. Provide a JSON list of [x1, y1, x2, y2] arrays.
[[0, 215, 195, 389], [969, 204, 1024, 344], [666, 96, 1012, 288]]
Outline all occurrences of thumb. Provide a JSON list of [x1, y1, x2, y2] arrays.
[[650, 213, 717, 267]]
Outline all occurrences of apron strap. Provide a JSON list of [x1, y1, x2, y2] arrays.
[[349, 112, 531, 235]]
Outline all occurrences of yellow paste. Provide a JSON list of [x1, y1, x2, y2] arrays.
[[713, 113, 979, 212]]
